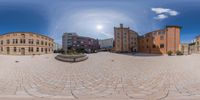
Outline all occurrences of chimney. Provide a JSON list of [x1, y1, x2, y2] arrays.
[[120, 24, 123, 28]]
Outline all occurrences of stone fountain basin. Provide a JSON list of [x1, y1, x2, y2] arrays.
[[55, 54, 88, 62]]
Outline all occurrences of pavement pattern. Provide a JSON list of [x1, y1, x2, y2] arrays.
[[0, 52, 200, 100]]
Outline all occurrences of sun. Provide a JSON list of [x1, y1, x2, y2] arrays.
[[96, 24, 103, 30]]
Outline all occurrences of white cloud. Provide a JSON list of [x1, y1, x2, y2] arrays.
[[169, 10, 178, 16], [155, 14, 168, 19], [152, 8, 170, 14], [151, 7, 179, 20]]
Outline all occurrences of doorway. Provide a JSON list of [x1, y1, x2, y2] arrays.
[[7, 47, 10, 54], [21, 48, 25, 55]]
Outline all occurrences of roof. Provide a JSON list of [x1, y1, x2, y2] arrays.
[[0, 32, 53, 40], [181, 43, 189, 45], [141, 25, 182, 37], [195, 35, 200, 39], [145, 29, 165, 35], [166, 25, 182, 29], [189, 42, 195, 46]]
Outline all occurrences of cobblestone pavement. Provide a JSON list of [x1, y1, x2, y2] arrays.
[[0, 52, 200, 100]]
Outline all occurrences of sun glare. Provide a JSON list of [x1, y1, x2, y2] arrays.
[[96, 25, 103, 30]]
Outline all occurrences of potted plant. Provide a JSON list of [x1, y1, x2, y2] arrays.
[[167, 50, 173, 56], [176, 50, 183, 56]]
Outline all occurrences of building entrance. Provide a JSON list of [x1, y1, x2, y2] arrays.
[[21, 48, 25, 55]]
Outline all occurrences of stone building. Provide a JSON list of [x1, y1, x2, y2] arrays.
[[138, 26, 181, 54], [98, 38, 113, 51], [189, 42, 196, 54], [188, 36, 200, 54], [53, 42, 62, 51], [62, 33, 100, 53], [114, 24, 138, 52], [180, 43, 189, 55], [0, 32, 54, 55]]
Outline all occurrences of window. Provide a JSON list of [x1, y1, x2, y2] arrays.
[[45, 48, 47, 53], [36, 40, 39, 45], [14, 47, 17, 52], [28, 39, 31, 44], [131, 42, 133, 44], [20, 39, 23, 44], [1, 47, 3, 52], [124, 44, 127, 48], [31, 47, 34, 52], [7, 47, 10, 52], [37, 48, 39, 52], [7, 39, 10, 44], [152, 45, 156, 48], [160, 36, 164, 40], [23, 39, 26, 44], [41, 41, 44, 45], [20, 39, 25, 44], [29, 39, 32, 44], [16, 39, 18, 44], [13, 39, 15, 44], [1, 40, 3, 45], [21, 34, 25, 38], [160, 44, 164, 48], [28, 47, 33, 52]]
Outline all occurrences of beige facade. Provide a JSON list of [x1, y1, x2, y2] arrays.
[[114, 24, 138, 52], [180, 43, 189, 55], [0, 32, 54, 55], [189, 36, 200, 53], [188, 37, 200, 54]]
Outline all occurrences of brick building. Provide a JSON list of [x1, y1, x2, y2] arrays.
[[62, 33, 99, 53], [138, 26, 181, 54], [114, 24, 138, 52], [0, 32, 54, 55]]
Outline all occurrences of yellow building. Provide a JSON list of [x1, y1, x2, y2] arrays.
[[0, 32, 54, 55]]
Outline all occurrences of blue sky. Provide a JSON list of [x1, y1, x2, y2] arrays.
[[0, 0, 199, 43]]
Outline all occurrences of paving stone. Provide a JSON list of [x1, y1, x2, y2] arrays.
[[0, 53, 200, 99]]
